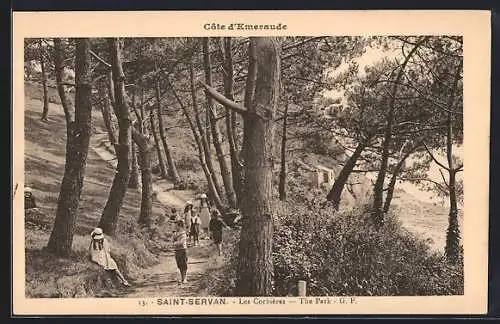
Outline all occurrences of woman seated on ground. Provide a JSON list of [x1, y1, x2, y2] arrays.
[[88, 227, 131, 287]]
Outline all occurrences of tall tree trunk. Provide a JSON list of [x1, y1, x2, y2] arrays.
[[278, 101, 289, 201], [149, 107, 168, 179], [98, 38, 132, 236], [237, 39, 258, 204], [236, 37, 280, 296], [132, 127, 153, 227], [47, 38, 92, 256], [203, 37, 238, 209], [372, 37, 427, 228], [189, 61, 223, 199], [326, 141, 367, 210], [98, 87, 118, 155], [221, 37, 243, 202], [445, 62, 463, 265], [39, 39, 50, 121], [170, 81, 225, 211], [155, 78, 181, 185], [128, 142, 140, 189], [383, 141, 422, 213]]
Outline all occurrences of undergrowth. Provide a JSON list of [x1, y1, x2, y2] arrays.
[[203, 186, 463, 297]]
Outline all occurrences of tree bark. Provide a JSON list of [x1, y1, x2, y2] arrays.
[[128, 141, 140, 189], [383, 141, 422, 213], [372, 37, 427, 228], [170, 80, 225, 212], [236, 37, 280, 296], [47, 38, 92, 256], [149, 107, 168, 179], [132, 127, 153, 227], [155, 78, 181, 185], [39, 39, 50, 121], [203, 37, 238, 209], [189, 61, 223, 199], [278, 101, 289, 201], [98, 38, 132, 236], [326, 141, 366, 210], [98, 87, 118, 155], [445, 62, 463, 265], [222, 37, 243, 202], [235, 39, 258, 204]]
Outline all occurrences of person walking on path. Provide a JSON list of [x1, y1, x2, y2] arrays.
[[209, 209, 230, 257], [173, 220, 189, 284], [184, 201, 194, 237], [88, 228, 131, 287], [198, 193, 211, 239], [190, 212, 201, 246]]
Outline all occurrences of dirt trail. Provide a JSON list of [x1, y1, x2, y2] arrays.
[[91, 131, 218, 297]]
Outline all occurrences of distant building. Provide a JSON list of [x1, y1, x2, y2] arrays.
[[311, 165, 335, 189]]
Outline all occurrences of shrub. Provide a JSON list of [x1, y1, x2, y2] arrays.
[[176, 155, 200, 172], [272, 193, 464, 296]]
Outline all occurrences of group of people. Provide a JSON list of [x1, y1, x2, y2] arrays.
[[86, 193, 231, 287], [171, 193, 231, 284]]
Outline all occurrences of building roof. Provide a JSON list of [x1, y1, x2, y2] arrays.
[[315, 165, 335, 172]]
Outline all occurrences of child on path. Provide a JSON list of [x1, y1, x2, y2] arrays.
[[88, 227, 131, 287], [172, 220, 188, 284], [190, 212, 201, 246], [209, 209, 230, 257]]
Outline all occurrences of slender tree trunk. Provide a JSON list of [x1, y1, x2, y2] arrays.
[[383, 141, 422, 213], [98, 87, 118, 155], [155, 78, 181, 185], [132, 127, 153, 227], [326, 141, 366, 210], [236, 37, 280, 296], [128, 142, 140, 189], [170, 81, 225, 211], [372, 38, 427, 228], [189, 61, 223, 199], [98, 38, 132, 236], [128, 88, 141, 189], [278, 102, 289, 201], [203, 38, 238, 209], [445, 62, 463, 265], [39, 39, 50, 121], [47, 38, 92, 256], [222, 37, 243, 204], [149, 107, 168, 179]]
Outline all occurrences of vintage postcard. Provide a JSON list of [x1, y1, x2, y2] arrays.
[[12, 10, 490, 315]]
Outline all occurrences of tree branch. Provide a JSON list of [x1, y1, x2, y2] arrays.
[[423, 142, 450, 171], [199, 80, 247, 114], [90, 49, 111, 68]]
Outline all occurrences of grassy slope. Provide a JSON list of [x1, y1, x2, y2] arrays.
[[24, 82, 164, 297]]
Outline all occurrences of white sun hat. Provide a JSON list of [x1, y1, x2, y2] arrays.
[[186, 200, 193, 206], [24, 187, 32, 193], [200, 193, 207, 199], [91, 227, 104, 240]]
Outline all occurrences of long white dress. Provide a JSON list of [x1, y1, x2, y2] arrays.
[[199, 200, 211, 230], [89, 238, 118, 270]]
